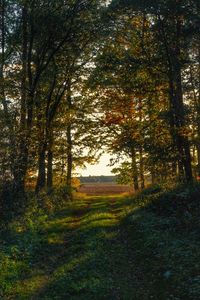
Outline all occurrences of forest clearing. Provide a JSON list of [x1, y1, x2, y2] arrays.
[[1, 0, 200, 299]]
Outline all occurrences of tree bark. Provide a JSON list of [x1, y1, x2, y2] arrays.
[[172, 18, 192, 182], [14, 4, 28, 195], [47, 129, 53, 191], [138, 97, 145, 189], [35, 142, 46, 193], [196, 42, 200, 177], [139, 146, 145, 189], [66, 86, 73, 190], [0, 0, 16, 179], [160, 15, 193, 182], [66, 123, 73, 187], [130, 146, 139, 191]]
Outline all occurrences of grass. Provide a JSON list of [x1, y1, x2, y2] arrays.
[[1, 187, 200, 299]]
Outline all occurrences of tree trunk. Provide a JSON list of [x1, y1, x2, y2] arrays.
[[139, 146, 145, 189], [196, 41, 200, 177], [159, 15, 193, 182], [173, 46, 192, 182], [47, 148, 53, 190], [35, 142, 46, 193], [13, 4, 28, 195], [66, 123, 73, 187], [0, 0, 16, 178], [130, 146, 139, 191], [66, 84, 73, 194], [47, 130, 53, 191], [35, 97, 46, 193], [138, 97, 145, 189]]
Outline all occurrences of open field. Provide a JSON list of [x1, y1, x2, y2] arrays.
[[78, 183, 133, 195]]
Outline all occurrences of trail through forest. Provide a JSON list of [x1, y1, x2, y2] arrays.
[[2, 192, 200, 299], [13, 195, 140, 299], [2, 1, 200, 299]]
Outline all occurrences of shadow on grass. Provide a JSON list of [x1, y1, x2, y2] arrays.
[[1, 195, 140, 299], [8, 197, 123, 299], [3, 190, 200, 300]]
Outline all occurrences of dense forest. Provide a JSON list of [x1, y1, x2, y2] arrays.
[[1, 0, 200, 213], [1, 1, 200, 299]]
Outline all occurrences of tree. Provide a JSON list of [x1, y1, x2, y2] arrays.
[[0, 0, 109, 212]]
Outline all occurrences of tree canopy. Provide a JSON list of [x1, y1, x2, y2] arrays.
[[1, 0, 200, 215]]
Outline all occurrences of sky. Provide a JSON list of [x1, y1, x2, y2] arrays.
[[77, 154, 113, 176]]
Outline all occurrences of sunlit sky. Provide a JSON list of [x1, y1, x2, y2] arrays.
[[77, 154, 113, 176]]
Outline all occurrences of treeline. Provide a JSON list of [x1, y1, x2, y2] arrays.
[[1, 0, 200, 217], [79, 176, 116, 183]]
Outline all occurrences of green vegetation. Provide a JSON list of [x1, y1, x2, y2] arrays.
[[1, 1, 200, 298], [1, 184, 200, 299], [1, 0, 200, 213]]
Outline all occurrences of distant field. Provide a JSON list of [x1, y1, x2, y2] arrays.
[[78, 183, 133, 195]]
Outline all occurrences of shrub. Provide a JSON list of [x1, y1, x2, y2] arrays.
[[133, 182, 200, 230], [35, 185, 72, 213]]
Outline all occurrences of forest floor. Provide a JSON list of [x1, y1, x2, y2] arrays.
[[1, 191, 200, 299]]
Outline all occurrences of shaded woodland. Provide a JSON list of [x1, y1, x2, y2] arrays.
[[2, 1, 200, 299], [1, 0, 200, 215]]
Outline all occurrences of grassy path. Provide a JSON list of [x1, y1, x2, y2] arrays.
[[2, 194, 200, 299], [8, 195, 139, 299]]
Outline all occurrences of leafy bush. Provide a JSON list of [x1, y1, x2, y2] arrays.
[[35, 185, 72, 213]]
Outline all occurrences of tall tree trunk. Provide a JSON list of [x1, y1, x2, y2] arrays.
[[47, 148, 53, 190], [14, 4, 29, 195], [15, 4, 36, 195], [196, 41, 200, 177], [0, 0, 15, 215], [35, 142, 46, 193], [172, 18, 192, 182], [0, 0, 16, 178], [130, 146, 139, 191], [47, 129, 53, 191], [138, 97, 145, 189], [35, 102, 46, 193], [159, 15, 193, 182], [139, 146, 145, 189], [66, 123, 72, 187], [66, 85, 73, 192]]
